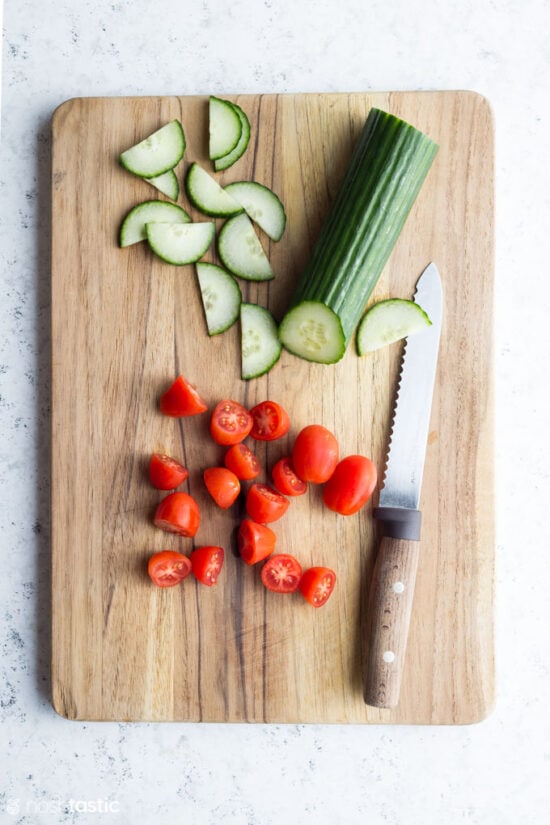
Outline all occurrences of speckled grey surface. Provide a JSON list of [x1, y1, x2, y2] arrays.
[[1, 1, 549, 823]]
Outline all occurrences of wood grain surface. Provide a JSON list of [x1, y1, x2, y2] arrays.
[[51, 91, 494, 723]]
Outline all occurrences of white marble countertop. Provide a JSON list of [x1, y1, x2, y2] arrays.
[[1, 1, 549, 823]]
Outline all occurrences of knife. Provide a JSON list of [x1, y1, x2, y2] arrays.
[[364, 262, 443, 709]]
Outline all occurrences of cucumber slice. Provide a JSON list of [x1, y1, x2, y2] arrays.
[[223, 181, 286, 241], [145, 169, 179, 201], [356, 298, 432, 354], [196, 262, 242, 335], [217, 213, 274, 281], [214, 101, 251, 172], [278, 301, 346, 364], [145, 222, 215, 266], [240, 303, 282, 379], [119, 200, 191, 247], [209, 97, 242, 161], [186, 163, 243, 217], [120, 120, 185, 178]]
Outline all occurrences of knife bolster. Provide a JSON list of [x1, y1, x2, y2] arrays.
[[373, 506, 422, 540]]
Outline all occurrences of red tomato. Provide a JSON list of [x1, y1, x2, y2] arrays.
[[210, 400, 253, 445], [237, 519, 276, 565], [153, 492, 200, 537], [249, 401, 291, 441], [203, 467, 240, 509], [322, 455, 377, 515], [159, 375, 208, 416], [272, 456, 307, 497], [224, 443, 261, 480], [292, 424, 339, 483], [246, 483, 289, 523], [299, 566, 336, 607], [148, 453, 189, 490], [147, 550, 192, 588], [190, 545, 224, 586], [261, 554, 303, 593]]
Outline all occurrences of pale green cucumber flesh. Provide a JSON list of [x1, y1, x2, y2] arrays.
[[196, 262, 242, 335], [145, 169, 179, 201], [145, 222, 215, 266], [119, 200, 191, 247], [186, 163, 243, 217], [356, 299, 432, 354], [120, 120, 185, 178], [223, 181, 286, 241], [240, 303, 282, 379], [214, 102, 251, 172], [209, 97, 242, 160], [278, 301, 346, 364], [217, 213, 274, 281]]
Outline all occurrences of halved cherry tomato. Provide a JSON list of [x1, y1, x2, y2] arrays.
[[292, 424, 339, 483], [237, 519, 276, 565], [246, 483, 289, 523], [261, 554, 302, 593], [224, 443, 261, 480], [203, 467, 240, 509], [147, 550, 192, 588], [322, 455, 377, 515], [153, 491, 200, 537], [249, 401, 291, 441], [159, 375, 208, 417], [272, 456, 307, 497], [210, 400, 253, 446], [299, 566, 336, 607], [148, 453, 189, 490], [190, 545, 224, 586]]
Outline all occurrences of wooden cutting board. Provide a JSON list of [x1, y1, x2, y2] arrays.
[[51, 91, 494, 724]]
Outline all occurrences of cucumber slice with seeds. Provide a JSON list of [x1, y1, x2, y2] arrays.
[[278, 301, 345, 364], [119, 200, 191, 247], [217, 213, 274, 281], [209, 97, 242, 161], [240, 303, 282, 379], [145, 169, 179, 201], [120, 120, 185, 178], [356, 299, 432, 354], [186, 163, 243, 217], [214, 101, 251, 172], [145, 222, 215, 266], [224, 181, 286, 241], [196, 262, 242, 335]]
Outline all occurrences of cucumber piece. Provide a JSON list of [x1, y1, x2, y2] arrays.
[[145, 222, 215, 266], [186, 163, 243, 217], [196, 262, 242, 335], [279, 108, 438, 364], [240, 303, 282, 380], [214, 101, 251, 172], [277, 301, 345, 364], [356, 299, 432, 354], [217, 213, 274, 281], [120, 120, 185, 178], [119, 200, 191, 247], [224, 181, 286, 241], [209, 97, 242, 161], [145, 169, 179, 201]]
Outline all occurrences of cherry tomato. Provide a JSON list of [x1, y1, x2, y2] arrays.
[[272, 456, 307, 497], [147, 550, 192, 588], [246, 483, 289, 523], [237, 519, 276, 565], [203, 467, 240, 509], [159, 375, 208, 416], [261, 554, 303, 593], [148, 453, 189, 490], [249, 401, 291, 441], [153, 491, 200, 537], [299, 566, 336, 607], [292, 424, 339, 483], [190, 545, 224, 586], [210, 400, 253, 446], [224, 443, 261, 480], [322, 455, 377, 515]]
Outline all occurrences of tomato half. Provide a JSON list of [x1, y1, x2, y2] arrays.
[[210, 400, 253, 446], [159, 375, 208, 417], [153, 491, 200, 537], [237, 519, 276, 565], [147, 550, 192, 588], [272, 456, 307, 497], [224, 443, 261, 480], [249, 401, 291, 441], [148, 453, 189, 490], [261, 554, 303, 593], [291, 424, 339, 483], [246, 483, 289, 523], [203, 467, 240, 509], [190, 545, 224, 586], [322, 455, 377, 515], [299, 566, 336, 607]]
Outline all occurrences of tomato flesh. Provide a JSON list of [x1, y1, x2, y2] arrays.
[[246, 483, 289, 523], [249, 401, 291, 441], [191, 545, 224, 586], [261, 554, 303, 593], [237, 519, 276, 565], [292, 424, 339, 483], [159, 375, 208, 417], [224, 443, 261, 480], [272, 456, 307, 496], [153, 491, 200, 537], [210, 400, 253, 446], [203, 467, 240, 509], [148, 453, 189, 490], [299, 566, 336, 607], [148, 550, 192, 587], [322, 455, 377, 515]]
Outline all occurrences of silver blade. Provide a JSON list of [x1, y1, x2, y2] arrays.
[[378, 262, 443, 509]]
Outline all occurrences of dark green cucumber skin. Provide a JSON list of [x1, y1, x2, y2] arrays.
[[283, 108, 438, 348]]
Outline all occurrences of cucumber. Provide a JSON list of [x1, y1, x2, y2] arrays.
[[240, 303, 282, 379], [278, 108, 438, 364], [120, 120, 185, 178], [119, 200, 190, 247], [145, 169, 179, 201], [186, 163, 243, 217], [209, 97, 242, 161], [223, 181, 286, 241], [356, 299, 432, 354], [145, 222, 215, 265], [217, 213, 274, 281], [214, 101, 251, 172], [196, 262, 242, 335]]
